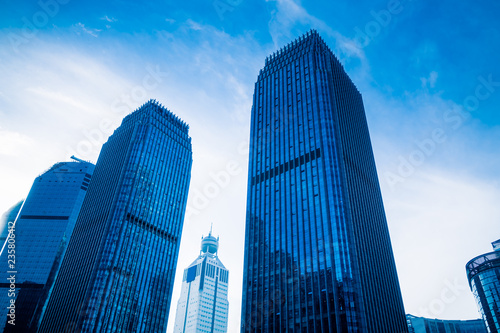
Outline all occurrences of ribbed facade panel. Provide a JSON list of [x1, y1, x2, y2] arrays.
[[241, 30, 407, 332], [38, 100, 192, 332]]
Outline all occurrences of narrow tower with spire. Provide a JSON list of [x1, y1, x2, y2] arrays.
[[173, 228, 229, 333]]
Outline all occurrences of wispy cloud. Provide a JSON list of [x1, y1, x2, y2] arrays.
[[266, 0, 368, 72], [185, 19, 203, 31], [75, 22, 102, 37], [101, 15, 117, 23], [421, 71, 439, 89], [25, 87, 89, 111]]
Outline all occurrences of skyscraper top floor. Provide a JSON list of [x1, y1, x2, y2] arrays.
[[120, 99, 190, 138], [260, 30, 351, 84]]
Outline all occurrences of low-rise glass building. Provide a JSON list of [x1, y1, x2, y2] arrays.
[[466, 239, 500, 333], [406, 314, 487, 333]]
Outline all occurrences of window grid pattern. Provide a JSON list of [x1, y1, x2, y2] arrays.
[[241, 30, 407, 333], [467, 250, 500, 333], [406, 314, 488, 333], [0, 161, 94, 332], [174, 254, 229, 333], [38, 100, 192, 333]]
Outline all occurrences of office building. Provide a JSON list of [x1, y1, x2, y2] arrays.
[[466, 239, 500, 333], [240, 30, 407, 332], [0, 159, 94, 332], [406, 314, 487, 333], [39, 100, 193, 332], [173, 229, 229, 333]]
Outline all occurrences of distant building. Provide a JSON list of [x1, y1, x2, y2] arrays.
[[406, 314, 487, 333], [466, 239, 500, 333], [0, 158, 94, 332], [38, 100, 192, 332], [0, 200, 23, 247], [240, 30, 407, 332], [173, 230, 229, 333]]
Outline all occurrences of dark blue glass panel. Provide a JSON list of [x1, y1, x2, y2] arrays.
[[186, 265, 197, 283], [467, 248, 500, 333]]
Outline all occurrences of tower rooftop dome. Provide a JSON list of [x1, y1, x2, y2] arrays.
[[201, 226, 219, 254]]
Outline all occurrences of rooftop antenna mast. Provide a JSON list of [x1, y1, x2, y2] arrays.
[[71, 155, 89, 164]]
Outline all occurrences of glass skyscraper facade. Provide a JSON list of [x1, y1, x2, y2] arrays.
[[173, 230, 229, 333], [406, 314, 487, 333], [0, 159, 94, 332], [466, 239, 500, 333], [241, 30, 407, 332], [38, 100, 192, 332]]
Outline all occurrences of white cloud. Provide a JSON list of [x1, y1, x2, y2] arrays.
[[186, 19, 203, 31], [421, 70, 439, 88], [25, 86, 89, 111], [383, 168, 500, 320], [267, 0, 367, 63], [75, 23, 102, 37], [0, 129, 34, 156], [429, 71, 439, 87], [0, 35, 141, 212], [363, 65, 500, 320], [101, 15, 117, 23]]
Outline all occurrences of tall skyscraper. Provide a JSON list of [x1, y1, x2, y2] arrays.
[[241, 30, 407, 332], [466, 239, 500, 333], [173, 229, 229, 333], [406, 314, 487, 333], [38, 100, 193, 332], [0, 158, 94, 332]]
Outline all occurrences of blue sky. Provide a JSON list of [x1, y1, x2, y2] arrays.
[[1, 0, 500, 331]]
